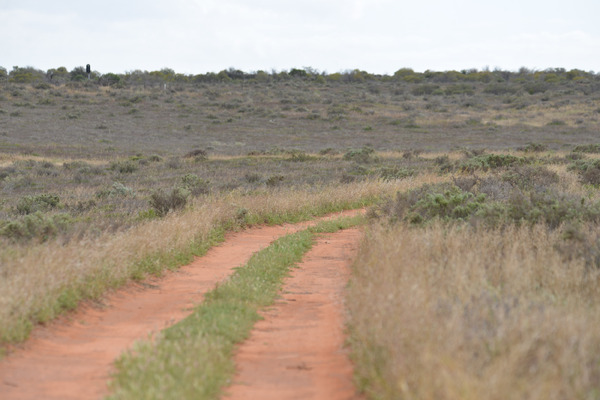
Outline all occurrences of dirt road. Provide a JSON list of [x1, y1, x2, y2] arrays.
[[225, 229, 363, 400], [0, 211, 362, 399]]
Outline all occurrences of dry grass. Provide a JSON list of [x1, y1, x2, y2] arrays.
[[0, 180, 412, 344], [348, 220, 600, 400]]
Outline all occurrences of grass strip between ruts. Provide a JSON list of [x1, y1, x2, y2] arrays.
[[106, 215, 363, 400]]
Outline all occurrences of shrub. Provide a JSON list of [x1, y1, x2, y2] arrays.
[[266, 175, 285, 187], [184, 149, 207, 160], [573, 144, 600, 154], [287, 151, 315, 162], [109, 160, 138, 174], [444, 84, 475, 96], [149, 188, 189, 217], [411, 84, 440, 96], [148, 154, 163, 162], [501, 165, 559, 190], [0, 212, 72, 242], [244, 173, 261, 183], [377, 178, 599, 229], [343, 147, 376, 163], [318, 148, 338, 156], [402, 149, 422, 160], [568, 159, 600, 185], [483, 83, 518, 95], [16, 194, 60, 215], [166, 157, 182, 169], [180, 174, 210, 196], [519, 142, 548, 153], [459, 154, 527, 172], [379, 166, 415, 181]]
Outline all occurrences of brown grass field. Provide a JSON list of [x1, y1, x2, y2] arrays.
[[2, 70, 600, 398]]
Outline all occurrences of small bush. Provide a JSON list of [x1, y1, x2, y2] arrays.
[[1, 212, 72, 242], [568, 159, 600, 185], [244, 173, 261, 183], [573, 144, 600, 153], [379, 166, 415, 181], [149, 188, 189, 217], [343, 147, 376, 163], [148, 154, 163, 162], [266, 175, 285, 187], [184, 149, 207, 160], [16, 194, 60, 215], [109, 160, 138, 174], [402, 149, 422, 160], [501, 165, 559, 190], [180, 174, 210, 196], [411, 84, 440, 96], [96, 182, 134, 199], [166, 157, 182, 169], [287, 151, 315, 162], [519, 142, 548, 153], [318, 148, 338, 156], [459, 154, 527, 172]]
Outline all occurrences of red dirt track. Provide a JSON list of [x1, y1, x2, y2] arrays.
[[226, 229, 363, 400], [0, 210, 362, 399]]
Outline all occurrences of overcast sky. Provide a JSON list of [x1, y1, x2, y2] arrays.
[[2, 0, 599, 75]]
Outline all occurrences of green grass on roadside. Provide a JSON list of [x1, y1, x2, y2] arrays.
[[106, 215, 362, 400]]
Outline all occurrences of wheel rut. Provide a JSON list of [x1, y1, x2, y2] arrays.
[[225, 228, 364, 400], [0, 210, 362, 400]]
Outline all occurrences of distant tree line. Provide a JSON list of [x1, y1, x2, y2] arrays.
[[1, 65, 598, 90]]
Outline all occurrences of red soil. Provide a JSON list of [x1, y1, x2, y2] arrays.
[[0, 210, 362, 399], [225, 229, 364, 400]]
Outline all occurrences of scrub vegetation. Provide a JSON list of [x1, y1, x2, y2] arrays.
[[2, 66, 600, 398], [349, 155, 600, 399]]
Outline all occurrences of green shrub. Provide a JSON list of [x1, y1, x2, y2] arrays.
[[266, 175, 285, 187], [444, 84, 475, 96], [180, 174, 210, 196], [459, 154, 527, 172], [519, 142, 548, 153], [379, 166, 415, 181], [343, 147, 376, 163], [501, 165, 559, 190], [95, 182, 134, 199], [16, 194, 60, 215], [404, 185, 486, 223], [411, 84, 440, 96], [149, 188, 189, 217], [109, 160, 138, 174], [377, 178, 600, 229], [184, 149, 207, 161], [573, 144, 600, 153], [0, 212, 72, 242], [244, 173, 261, 183], [287, 151, 315, 162], [568, 159, 600, 185], [483, 83, 518, 95]]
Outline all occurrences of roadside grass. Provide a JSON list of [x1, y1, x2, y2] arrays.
[[0, 181, 399, 346], [347, 160, 600, 399], [348, 223, 600, 400], [106, 215, 363, 400]]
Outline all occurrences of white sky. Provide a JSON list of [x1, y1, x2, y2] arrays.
[[2, 0, 599, 75]]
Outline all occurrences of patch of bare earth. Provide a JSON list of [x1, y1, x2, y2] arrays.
[[0, 210, 359, 400], [225, 228, 364, 400]]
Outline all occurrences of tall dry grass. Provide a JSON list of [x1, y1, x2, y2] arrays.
[[0, 178, 442, 344], [348, 222, 600, 400]]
